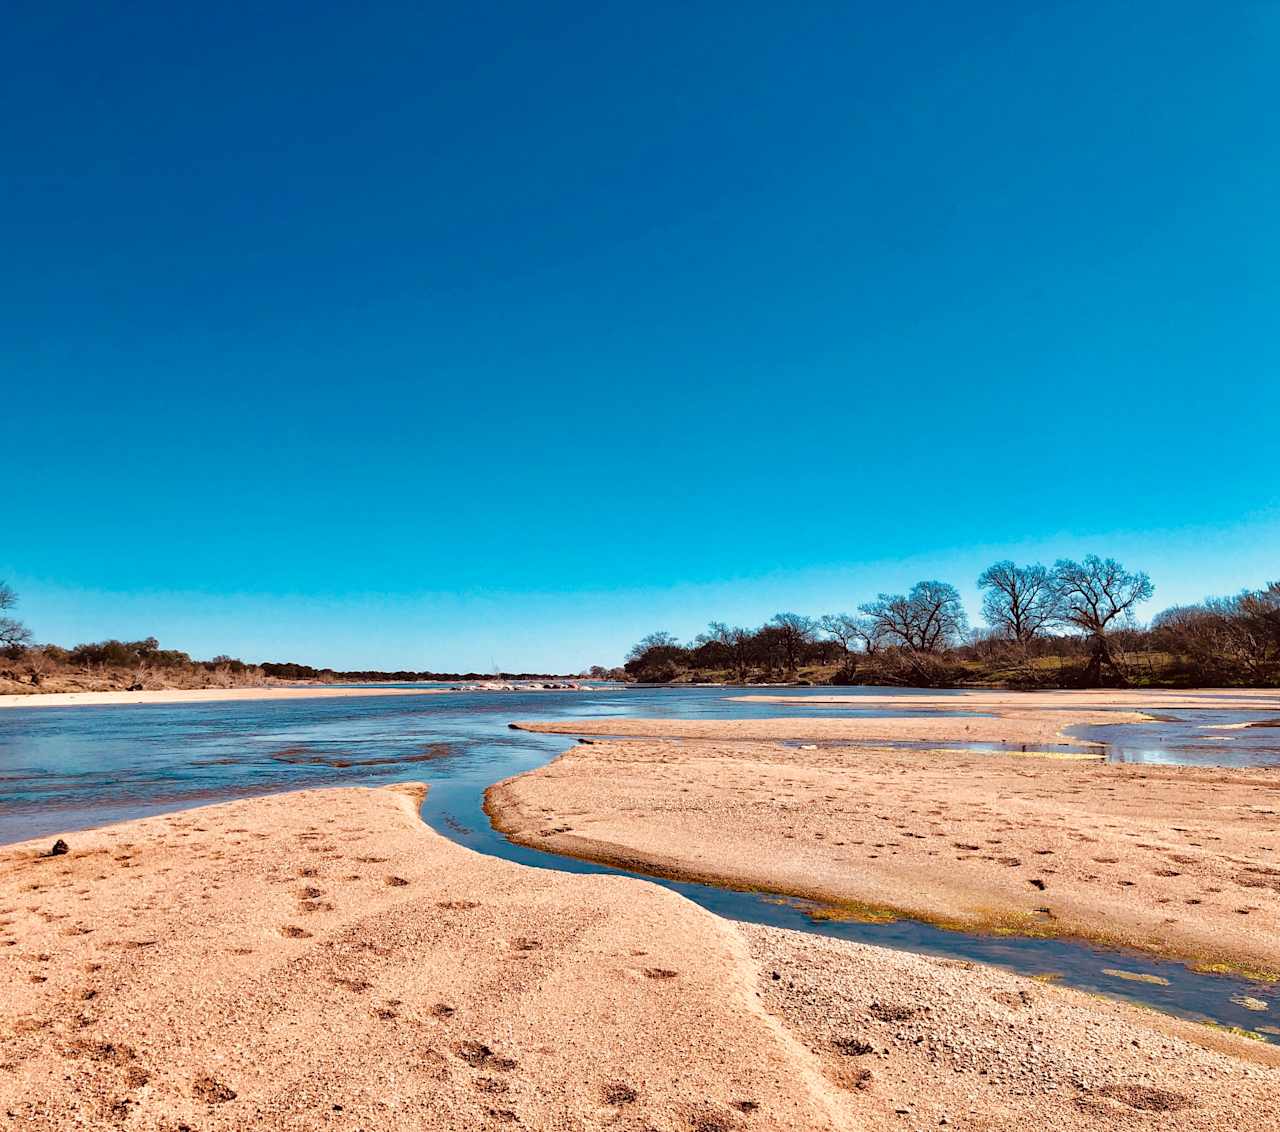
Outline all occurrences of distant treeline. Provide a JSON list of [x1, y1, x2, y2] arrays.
[[3, 639, 586, 691], [258, 662, 593, 682], [623, 557, 1280, 688], [0, 583, 594, 690], [5, 564, 1279, 693], [16, 643, 581, 686], [0, 630, 267, 692]]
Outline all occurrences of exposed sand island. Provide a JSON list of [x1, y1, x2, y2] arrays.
[[0, 686, 449, 710], [3, 784, 1277, 1130], [506, 708, 1151, 747], [498, 691, 1280, 977]]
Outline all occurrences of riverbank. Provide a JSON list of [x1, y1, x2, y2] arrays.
[[0, 686, 450, 709], [495, 694, 1280, 978], [732, 689, 1280, 711], [3, 784, 1276, 1130]]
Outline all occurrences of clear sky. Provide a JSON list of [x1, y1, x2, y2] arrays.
[[4, 3, 1278, 671]]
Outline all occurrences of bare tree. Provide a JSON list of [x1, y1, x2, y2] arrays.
[[623, 631, 686, 682], [819, 613, 860, 669], [976, 561, 1061, 656], [819, 612, 882, 666], [860, 581, 968, 654], [1237, 582, 1280, 664], [1154, 584, 1280, 682], [851, 615, 885, 655], [0, 582, 32, 653], [23, 645, 53, 685], [769, 613, 817, 675], [696, 622, 753, 683], [625, 631, 680, 663], [1051, 556, 1153, 684]]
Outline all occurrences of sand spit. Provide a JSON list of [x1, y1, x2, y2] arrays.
[[498, 696, 1280, 976], [4, 786, 1277, 1130], [1, 784, 849, 1131], [511, 709, 1148, 747], [0, 686, 449, 710]]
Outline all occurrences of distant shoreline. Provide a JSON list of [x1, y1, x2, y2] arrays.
[[0, 686, 451, 710]]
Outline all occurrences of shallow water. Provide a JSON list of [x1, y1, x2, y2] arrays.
[[1072, 710, 1280, 768], [2, 685, 1277, 1035]]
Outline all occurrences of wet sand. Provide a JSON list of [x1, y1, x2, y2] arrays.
[[0, 686, 448, 710], [498, 695, 1280, 976], [3, 784, 1276, 1130]]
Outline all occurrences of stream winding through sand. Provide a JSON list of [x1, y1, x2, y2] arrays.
[[2, 685, 1278, 1036]]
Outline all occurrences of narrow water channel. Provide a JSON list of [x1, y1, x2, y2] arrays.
[[422, 723, 1279, 1039], [2, 685, 1276, 1038]]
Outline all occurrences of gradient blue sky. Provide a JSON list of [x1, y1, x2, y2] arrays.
[[5, 3, 1278, 671]]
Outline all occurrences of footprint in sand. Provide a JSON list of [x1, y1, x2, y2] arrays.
[[192, 1075, 237, 1103], [1093, 1084, 1189, 1112], [280, 925, 312, 939], [869, 1001, 916, 1022], [68, 1039, 136, 1065], [683, 1104, 742, 1131], [454, 1040, 514, 1068], [602, 1082, 637, 1104]]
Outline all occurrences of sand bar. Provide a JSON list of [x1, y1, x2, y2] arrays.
[[4, 784, 1277, 1130], [497, 694, 1280, 976], [512, 708, 1149, 747], [0, 686, 448, 710], [2, 784, 845, 1130]]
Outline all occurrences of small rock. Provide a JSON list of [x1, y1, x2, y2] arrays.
[[47, 840, 69, 857]]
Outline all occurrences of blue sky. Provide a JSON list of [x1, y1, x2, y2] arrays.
[[4, 3, 1278, 671]]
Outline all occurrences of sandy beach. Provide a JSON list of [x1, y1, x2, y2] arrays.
[[2, 784, 843, 1131], [496, 692, 1280, 976], [4, 783, 1277, 1131], [0, 686, 449, 710]]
